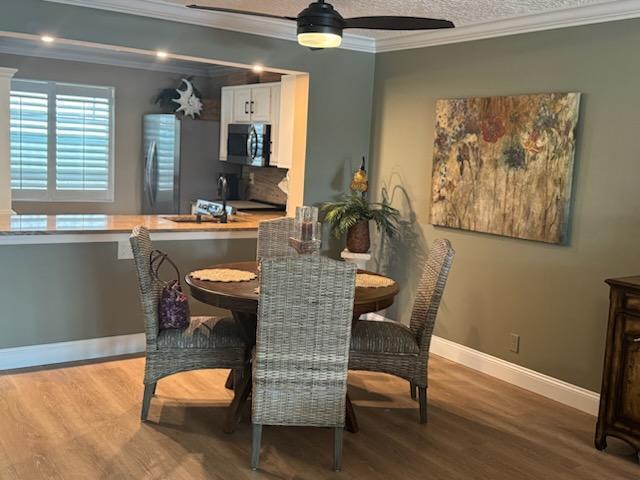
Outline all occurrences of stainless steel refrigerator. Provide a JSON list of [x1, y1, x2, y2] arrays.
[[142, 114, 240, 214]]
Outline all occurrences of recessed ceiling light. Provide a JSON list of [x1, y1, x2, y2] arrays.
[[41, 35, 55, 44], [252, 64, 264, 74], [156, 50, 169, 59]]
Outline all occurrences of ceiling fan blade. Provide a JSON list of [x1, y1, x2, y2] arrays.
[[186, 5, 297, 21], [344, 16, 454, 30]]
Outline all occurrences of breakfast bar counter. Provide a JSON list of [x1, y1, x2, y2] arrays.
[[0, 212, 284, 235], [0, 211, 284, 362], [0, 212, 284, 247]]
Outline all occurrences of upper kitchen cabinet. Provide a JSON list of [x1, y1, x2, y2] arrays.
[[219, 87, 235, 161], [249, 86, 272, 122], [231, 84, 272, 123], [232, 86, 252, 122], [220, 79, 301, 169]]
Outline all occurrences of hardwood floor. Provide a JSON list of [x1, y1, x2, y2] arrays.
[[0, 354, 637, 479]]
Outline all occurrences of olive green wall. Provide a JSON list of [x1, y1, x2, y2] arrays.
[[369, 19, 640, 391], [1, 0, 376, 205], [0, 239, 255, 349]]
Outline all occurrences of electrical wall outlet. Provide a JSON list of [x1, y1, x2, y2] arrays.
[[249, 172, 255, 185], [509, 333, 520, 353]]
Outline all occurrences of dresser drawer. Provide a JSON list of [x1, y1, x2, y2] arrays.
[[622, 312, 640, 335], [618, 333, 640, 426], [623, 293, 640, 314]]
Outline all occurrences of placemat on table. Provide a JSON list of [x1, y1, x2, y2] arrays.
[[356, 273, 395, 288], [190, 268, 257, 283]]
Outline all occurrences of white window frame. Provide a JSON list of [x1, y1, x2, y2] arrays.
[[11, 79, 115, 203]]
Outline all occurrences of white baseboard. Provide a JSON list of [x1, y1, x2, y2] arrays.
[[0, 325, 601, 416], [360, 314, 599, 415], [430, 335, 600, 416], [0, 333, 145, 371]]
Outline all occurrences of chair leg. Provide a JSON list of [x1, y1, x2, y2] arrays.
[[141, 383, 155, 421], [345, 394, 359, 434], [233, 369, 243, 392], [224, 370, 234, 390], [334, 427, 344, 471], [224, 367, 252, 434], [251, 424, 262, 471], [410, 381, 417, 400], [418, 386, 428, 424], [151, 382, 157, 396]]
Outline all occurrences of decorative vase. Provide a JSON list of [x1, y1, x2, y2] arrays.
[[346, 220, 370, 253]]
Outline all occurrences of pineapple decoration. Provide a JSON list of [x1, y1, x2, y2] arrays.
[[350, 156, 368, 197]]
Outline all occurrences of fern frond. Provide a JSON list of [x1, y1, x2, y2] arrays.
[[322, 193, 400, 239]]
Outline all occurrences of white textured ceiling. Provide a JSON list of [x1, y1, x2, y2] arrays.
[[175, 0, 612, 38]]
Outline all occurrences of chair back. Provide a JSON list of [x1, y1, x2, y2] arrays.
[[409, 239, 455, 350], [253, 255, 356, 427], [130, 226, 161, 348], [256, 217, 297, 261]]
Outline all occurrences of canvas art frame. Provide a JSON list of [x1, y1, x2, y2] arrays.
[[429, 92, 581, 244]]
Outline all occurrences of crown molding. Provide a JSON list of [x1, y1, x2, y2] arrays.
[[0, 67, 18, 78], [41, 0, 640, 54], [375, 0, 640, 52], [43, 0, 377, 53], [0, 39, 242, 77]]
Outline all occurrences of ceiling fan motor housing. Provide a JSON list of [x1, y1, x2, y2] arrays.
[[297, 1, 345, 37]]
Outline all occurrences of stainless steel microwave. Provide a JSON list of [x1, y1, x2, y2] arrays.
[[227, 123, 271, 167]]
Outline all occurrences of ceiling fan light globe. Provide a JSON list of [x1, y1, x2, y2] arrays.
[[297, 32, 342, 48]]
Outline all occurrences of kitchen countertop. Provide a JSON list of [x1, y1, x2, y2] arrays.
[[0, 212, 284, 237]]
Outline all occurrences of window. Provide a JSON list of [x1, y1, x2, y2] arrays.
[[10, 79, 114, 202]]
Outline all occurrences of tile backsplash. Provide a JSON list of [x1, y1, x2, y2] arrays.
[[242, 166, 288, 205]]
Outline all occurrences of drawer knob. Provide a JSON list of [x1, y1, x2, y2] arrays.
[[634, 337, 640, 343]]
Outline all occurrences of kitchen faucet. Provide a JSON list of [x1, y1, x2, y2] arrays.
[[193, 176, 231, 224], [217, 175, 228, 224]]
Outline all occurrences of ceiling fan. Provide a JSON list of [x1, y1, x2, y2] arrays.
[[187, 0, 455, 49]]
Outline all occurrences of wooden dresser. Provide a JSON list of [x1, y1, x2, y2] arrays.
[[596, 276, 640, 453]]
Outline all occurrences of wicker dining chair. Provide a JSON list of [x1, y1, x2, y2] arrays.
[[349, 238, 455, 424], [130, 226, 249, 421], [256, 217, 297, 261], [251, 256, 357, 471]]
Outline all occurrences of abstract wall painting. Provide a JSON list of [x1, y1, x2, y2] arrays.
[[429, 93, 581, 244]]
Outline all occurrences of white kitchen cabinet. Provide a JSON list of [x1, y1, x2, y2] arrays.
[[231, 85, 272, 123], [232, 86, 252, 123], [250, 85, 272, 122], [274, 75, 299, 170], [219, 87, 234, 160], [269, 84, 280, 166]]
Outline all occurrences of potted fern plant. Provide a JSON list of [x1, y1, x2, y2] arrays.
[[322, 193, 400, 253]]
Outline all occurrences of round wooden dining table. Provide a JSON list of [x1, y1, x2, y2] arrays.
[[185, 260, 400, 434]]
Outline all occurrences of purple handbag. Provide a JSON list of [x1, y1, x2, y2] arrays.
[[150, 250, 190, 330]]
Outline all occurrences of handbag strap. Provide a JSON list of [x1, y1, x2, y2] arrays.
[[149, 250, 182, 286]]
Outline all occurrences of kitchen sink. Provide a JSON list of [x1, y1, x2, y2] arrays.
[[162, 215, 242, 224]]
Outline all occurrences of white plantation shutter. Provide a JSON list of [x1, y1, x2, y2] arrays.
[[10, 83, 49, 192], [10, 80, 114, 202], [56, 85, 112, 192]]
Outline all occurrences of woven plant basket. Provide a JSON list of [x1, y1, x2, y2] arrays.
[[346, 220, 370, 253]]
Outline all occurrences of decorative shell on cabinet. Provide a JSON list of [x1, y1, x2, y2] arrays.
[[173, 78, 203, 119]]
